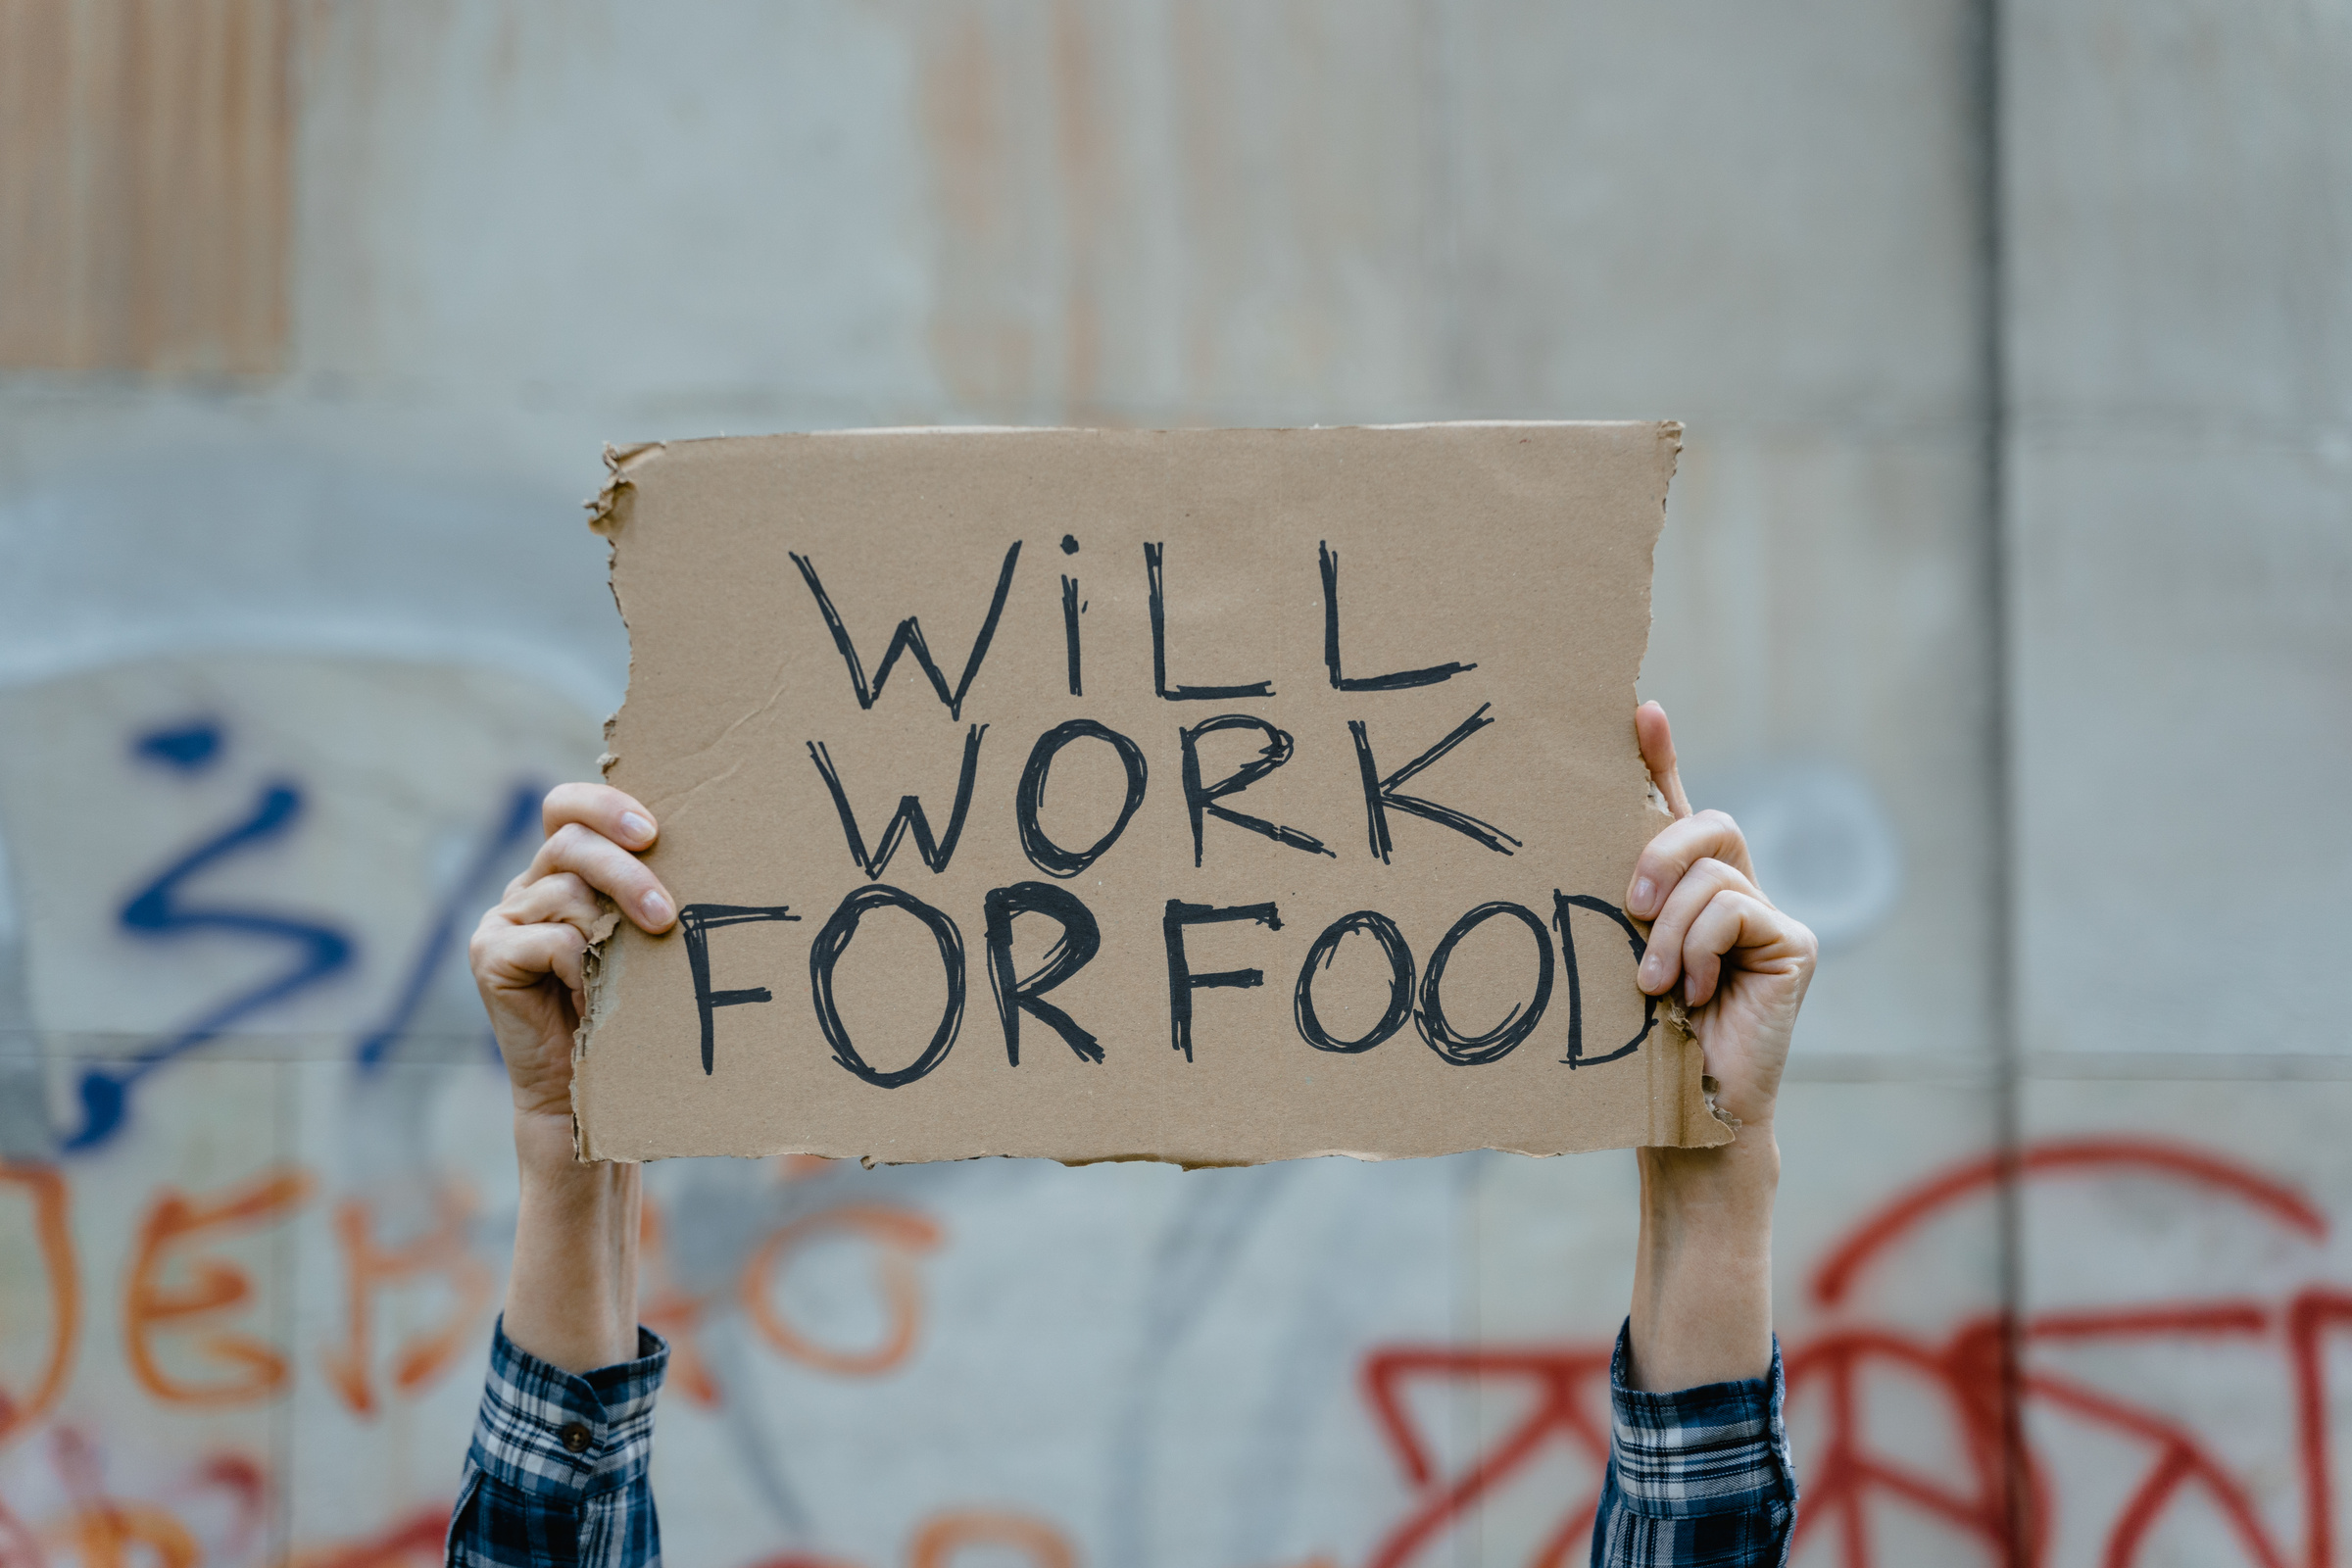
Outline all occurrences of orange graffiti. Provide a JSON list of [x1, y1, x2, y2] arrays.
[[0, 1162, 77, 1446], [123, 1167, 315, 1406], [908, 1510, 1077, 1568], [41, 1501, 200, 1568], [318, 1182, 496, 1416], [740, 1205, 943, 1377], [638, 1193, 720, 1406]]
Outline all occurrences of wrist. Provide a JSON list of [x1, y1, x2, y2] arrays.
[[513, 1107, 586, 1181], [1628, 1125, 1779, 1391], [506, 1111, 641, 1373], [1642, 1121, 1780, 1228]]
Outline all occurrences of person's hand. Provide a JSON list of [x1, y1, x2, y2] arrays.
[[1624, 702, 1817, 1132], [469, 783, 673, 1371], [469, 784, 677, 1130]]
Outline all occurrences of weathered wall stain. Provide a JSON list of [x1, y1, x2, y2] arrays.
[[0, 0, 293, 373]]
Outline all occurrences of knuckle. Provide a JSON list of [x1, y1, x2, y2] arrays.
[[467, 916, 510, 970], [547, 820, 598, 858], [539, 783, 578, 833]]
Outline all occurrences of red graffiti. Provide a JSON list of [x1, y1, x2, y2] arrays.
[[1363, 1138, 2346, 1568], [279, 1505, 449, 1567]]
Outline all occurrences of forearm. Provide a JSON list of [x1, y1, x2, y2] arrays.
[[1627, 1122, 1778, 1392], [504, 1111, 642, 1373]]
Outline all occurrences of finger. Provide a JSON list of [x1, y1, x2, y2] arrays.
[[471, 918, 588, 996], [1627, 808, 1757, 920], [502, 870, 603, 933], [526, 821, 675, 932], [1637, 856, 1756, 996], [541, 782, 660, 853], [1678, 888, 1814, 1008], [1635, 702, 1692, 821]]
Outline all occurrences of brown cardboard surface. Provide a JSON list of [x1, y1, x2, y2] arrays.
[[574, 423, 1728, 1165]]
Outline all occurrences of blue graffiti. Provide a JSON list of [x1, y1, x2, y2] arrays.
[[65, 723, 360, 1152], [356, 781, 545, 1072], [135, 721, 223, 771]]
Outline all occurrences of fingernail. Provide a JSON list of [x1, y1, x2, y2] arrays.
[[1683, 973, 1701, 1004], [1641, 952, 1662, 985], [620, 811, 654, 845], [641, 890, 672, 926], [1631, 877, 1656, 914]]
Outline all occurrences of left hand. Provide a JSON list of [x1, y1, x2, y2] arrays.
[[1624, 702, 1817, 1130], [470, 783, 676, 1131]]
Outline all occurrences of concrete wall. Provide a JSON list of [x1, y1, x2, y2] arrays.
[[0, 2, 2340, 1563]]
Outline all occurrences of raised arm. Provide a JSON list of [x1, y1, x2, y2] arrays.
[[1590, 702, 1817, 1566], [453, 784, 678, 1565]]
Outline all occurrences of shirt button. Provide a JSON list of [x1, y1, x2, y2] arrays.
[[560, 1422, 592, 1454]]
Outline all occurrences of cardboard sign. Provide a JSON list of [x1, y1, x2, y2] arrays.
[[574, 424, 1728, 1165]]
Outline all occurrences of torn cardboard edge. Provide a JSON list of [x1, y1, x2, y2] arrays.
[[570, 422, 1732, 1168]]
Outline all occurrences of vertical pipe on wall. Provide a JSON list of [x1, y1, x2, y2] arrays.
[[1973, 0, 2028, 1560]]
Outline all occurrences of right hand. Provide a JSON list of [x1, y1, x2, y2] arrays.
[[469, 784, 677, 1127], [1624, 703, 1816, 1132]]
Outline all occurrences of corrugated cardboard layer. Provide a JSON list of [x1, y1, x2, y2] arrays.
[[576, 423, 1729, 1164]]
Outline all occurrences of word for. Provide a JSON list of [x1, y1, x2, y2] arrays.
[[680, 884, 1658, 1084]]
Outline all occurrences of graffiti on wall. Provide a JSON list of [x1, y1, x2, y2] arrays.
[[0, 656, 2343, 1566], [1363, 1138, 2348, 1568]]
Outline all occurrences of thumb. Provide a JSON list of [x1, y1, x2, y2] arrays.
[[1636, 701, 1692, 819]]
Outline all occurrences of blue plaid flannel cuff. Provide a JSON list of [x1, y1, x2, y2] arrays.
[[1605, 1319, 1796, 1518], [467, 1315, 669, 1503]]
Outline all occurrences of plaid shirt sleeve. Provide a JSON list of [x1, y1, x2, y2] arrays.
[[1591, 1319, 1798, 1568], [446, 1317, 670, 1567]]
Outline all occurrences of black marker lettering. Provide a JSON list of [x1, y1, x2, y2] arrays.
[[679, 905, 801, 1075], [808, 724, 986, 876], [1179, 714, 1336, 866], [1293, 909, 1415, 1054], [1553, 892, 1658, 1067], [791, 542, 1021, 721], [1162, 899, 1282, 1062], [1415, 901, 1553, 1066], [1016, 719, 1149, 878], [1061, 575, 1084, 697], [1145, 542, 1274, 701], [808, 885, 965, 1089], [1349, 703, 1521, 861], [984, 882, 1104, 1065], [1320, 541, 1475, 691]]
